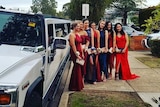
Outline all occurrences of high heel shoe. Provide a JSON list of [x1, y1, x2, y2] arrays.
[[115, 72, 119, 80]]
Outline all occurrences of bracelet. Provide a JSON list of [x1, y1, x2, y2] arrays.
[[91, 47, 96, 50], [75, 51, 80, 56], [97, 48, 101, 51]]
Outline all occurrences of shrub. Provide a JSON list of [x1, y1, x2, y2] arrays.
[[150, 39, 160, 57]]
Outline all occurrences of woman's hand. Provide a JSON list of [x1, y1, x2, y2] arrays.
[[77, 55, 82, 60], [112, 47, 115, 53], [105, 48, 108, 53], [121, 49, 126, 53], [97, 48, 101, 54], [84, 47, 88, 52]]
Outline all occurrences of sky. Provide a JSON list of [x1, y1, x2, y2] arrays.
[[0, 0, 70, 11], [0, 0, 159, 12]]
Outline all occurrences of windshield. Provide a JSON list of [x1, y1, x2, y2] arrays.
[[0, 11, 43, 47]]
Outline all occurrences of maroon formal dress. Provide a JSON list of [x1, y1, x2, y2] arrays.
[[81, 35, 89, 76], [108, 32, 115, 71], [93, 30, 102, 82], [69, 34, 84, 91], [116, 34, 139, 80]]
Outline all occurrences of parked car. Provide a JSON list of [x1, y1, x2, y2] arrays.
[[130, 24, 141, 31], [122, 26, 145, 36], [141, 32, 160, 48]]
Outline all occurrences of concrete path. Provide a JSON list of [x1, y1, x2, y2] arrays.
[[59, 51, 160, 107]]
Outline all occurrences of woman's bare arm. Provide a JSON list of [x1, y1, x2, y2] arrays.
[[69, 33, 77, 54], [91, 28, 94, 48], [105, 30, 109, 52], [123, 32, 129, 52], [97, 30, 100, 48], [113, 31, 116, 51]]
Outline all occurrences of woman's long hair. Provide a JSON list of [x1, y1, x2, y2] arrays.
[[114, 23, 125, 35], [105, 21, 114, 38], [98, 20, 106, 31]]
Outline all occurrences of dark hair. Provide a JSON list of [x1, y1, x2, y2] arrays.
[[71, 22, 78, 30], [114, 23, 125, 35], [89, 21, 96, 27], [82, 18, 89, 23], [105, 21, 114, 37]]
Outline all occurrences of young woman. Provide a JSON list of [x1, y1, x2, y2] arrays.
[[77, 20, 90, 84], [83, 18, 97, 84], [69, 22, 84, 91], [114, 23, 139, 80], [105, 21, 116, 79], [98, 20, 109, 81], [90, 21, 102, 82]]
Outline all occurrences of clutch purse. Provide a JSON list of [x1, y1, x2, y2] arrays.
[[76, 58, 85, 65], [87, 48, 97, 55], [116, 48, 123, 53], [108, 47, 113, 53]]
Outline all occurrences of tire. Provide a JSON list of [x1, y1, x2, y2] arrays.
[[25, 91, 42, 107]]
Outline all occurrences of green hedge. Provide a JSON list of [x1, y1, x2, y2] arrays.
[[150, 40, 160, 57]]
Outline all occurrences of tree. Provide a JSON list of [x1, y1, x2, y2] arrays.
[[142, 5, 160, 34], [89, 0, 113, 23], [31, 0, 57, 16], [67, 0, 113, 23], [61, 3, 71, 18], [111, 0, 146, 25], [0, 6, 5, 9]]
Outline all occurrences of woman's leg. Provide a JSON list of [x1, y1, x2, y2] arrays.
[[101, 53, 108, 81], [109, 53, 115, 79], [115, 53, 121, 80], [90, 54, 97, 84]]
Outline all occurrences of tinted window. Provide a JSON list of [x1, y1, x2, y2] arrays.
[[0, 11, 42, 47]]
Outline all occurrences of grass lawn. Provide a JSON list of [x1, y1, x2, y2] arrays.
[[68, 91, 151, 107], [136, 56, 160, 68]]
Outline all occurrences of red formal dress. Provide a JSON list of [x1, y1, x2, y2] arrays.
[[108, 32, 115, 71], [116, 34, 139, 80], [69, 34, 84, 91], [93, 30, 102, 82]]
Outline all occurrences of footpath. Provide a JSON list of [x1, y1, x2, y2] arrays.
[[59, 51, 160, 107]]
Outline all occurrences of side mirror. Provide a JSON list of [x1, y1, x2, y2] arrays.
[[53, 37, 67, 49]]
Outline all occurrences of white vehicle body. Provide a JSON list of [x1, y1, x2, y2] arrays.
[[122, 26, 144, 36], [142, 32, 160, 48], [0, 9, 71, 107]]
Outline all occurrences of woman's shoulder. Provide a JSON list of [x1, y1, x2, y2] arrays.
[[105, 30, 109, 34], [69, 32, 76, 38], [81, 30, 88, 36]]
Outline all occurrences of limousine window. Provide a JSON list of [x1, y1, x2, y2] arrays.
[[0, 12, 42, 47], [55, 23, 69, 37], [48, 24, 54, 45]]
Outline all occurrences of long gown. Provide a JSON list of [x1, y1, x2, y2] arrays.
[[99, 30, 108, 78], [116, 34, 139, 80], [85, 28, 96, 83], [69, 34, 84, 91], [108, 32, 115, 72], [93, 30, 102, 82], [81, 35, 90, 76]]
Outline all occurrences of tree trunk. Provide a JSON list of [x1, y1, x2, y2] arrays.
[[123, 11, 128, 25]]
